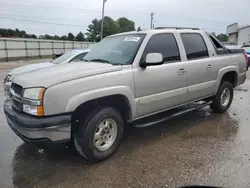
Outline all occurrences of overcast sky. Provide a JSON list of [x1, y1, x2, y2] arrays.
[[0, 0, 250, 36]]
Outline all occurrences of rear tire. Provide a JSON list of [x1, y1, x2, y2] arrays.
[[74, 107, 124, 162], [210, 81, 233, 113]]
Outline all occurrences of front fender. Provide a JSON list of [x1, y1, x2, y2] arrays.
[[65, 86, 137, 120], [214, 66, 239, 93]]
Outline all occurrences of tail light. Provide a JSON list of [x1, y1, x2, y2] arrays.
[[243, 51, 248, 69]]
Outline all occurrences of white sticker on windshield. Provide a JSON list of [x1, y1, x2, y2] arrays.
[[124, 37, 141, 42]]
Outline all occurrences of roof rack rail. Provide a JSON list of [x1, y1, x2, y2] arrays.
[[155, 27, 200, 30]]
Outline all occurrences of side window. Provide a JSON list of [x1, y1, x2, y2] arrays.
[[143, 34, 180, 63], [181, 33, 209, 60], [208, 34, 229, 55], [70, 52, 87, 62], [209, 35, 223, 49]]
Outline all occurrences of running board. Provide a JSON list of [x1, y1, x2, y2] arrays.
[[134, 101, 212, 128]]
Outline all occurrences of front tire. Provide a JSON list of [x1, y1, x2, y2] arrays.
[[74, 107, 124, 162], [210, 81, 234, 113]]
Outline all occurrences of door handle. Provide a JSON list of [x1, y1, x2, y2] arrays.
[[178, 68, 186, 75], [206, 64, 212, 70]]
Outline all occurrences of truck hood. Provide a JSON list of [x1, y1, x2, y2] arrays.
[[9, 62, 54, 76], [13, 62, 123, 88]]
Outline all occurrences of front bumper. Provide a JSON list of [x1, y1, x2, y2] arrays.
[[4, 99, 71, 147]]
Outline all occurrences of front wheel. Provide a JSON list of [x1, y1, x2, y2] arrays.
[[74, 107, 124, 162], [210, 81, 234, 113]]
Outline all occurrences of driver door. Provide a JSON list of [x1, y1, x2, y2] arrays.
[[133, 33, 188, 118]]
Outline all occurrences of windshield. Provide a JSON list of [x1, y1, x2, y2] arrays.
[[51, 51, 78, 64], [83, 34, 146, 65]]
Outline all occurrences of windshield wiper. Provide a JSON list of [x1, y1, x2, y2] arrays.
[[90, 59, 111, 64], [81, 59, 89, 62]]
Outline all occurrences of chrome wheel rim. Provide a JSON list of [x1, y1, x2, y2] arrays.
[[94, 118, 118, 151], [220, 88, 231, 107]]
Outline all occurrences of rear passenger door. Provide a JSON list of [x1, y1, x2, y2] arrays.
[[180, 33, 216, 101], [133, 33, 188, 118]]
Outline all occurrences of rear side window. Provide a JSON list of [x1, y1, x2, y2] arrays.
[[143, 33, 180, 62], [208, 34, 230, 55], [181, 33, 209, 60], [209, 35, 223, 49]]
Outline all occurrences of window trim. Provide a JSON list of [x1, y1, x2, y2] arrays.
[[207, 33, 230, 55], [141, 33, 181, 64], [180, 33, 209, 60]]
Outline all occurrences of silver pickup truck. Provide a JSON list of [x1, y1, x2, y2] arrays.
[[4, 27, 248, 162]]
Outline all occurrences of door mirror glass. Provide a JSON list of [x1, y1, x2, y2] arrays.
[[142, 53, 163, 66]]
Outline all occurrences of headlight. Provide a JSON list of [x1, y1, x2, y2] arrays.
[[22, 88, 45, 116], [23, 88, 45, 100]]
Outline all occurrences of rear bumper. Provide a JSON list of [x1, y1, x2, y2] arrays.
[[4, 99, 71, 147]]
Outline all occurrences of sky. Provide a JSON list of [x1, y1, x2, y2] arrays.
[[0, 0, 250, 36]]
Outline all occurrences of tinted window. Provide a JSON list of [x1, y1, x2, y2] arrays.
[[143, 34, 180, 62], [181, 33, 209, 60]]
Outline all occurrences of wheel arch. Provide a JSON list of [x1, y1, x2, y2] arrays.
[[215, 66, 239, 93]]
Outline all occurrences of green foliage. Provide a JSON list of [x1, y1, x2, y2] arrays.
[[211, 32, 228, 42], [1, 16, 136, 42], [216, 33, 228, 42], [86, 16, 135, 42], [86, 19, 101, 42], [116, 17, 135, 33], [76, 32, 85, 41], [60, 35, 67, 40], [0, 28, 36, 38], [103, 16, 119, 38], [67, 33, 75, 41]]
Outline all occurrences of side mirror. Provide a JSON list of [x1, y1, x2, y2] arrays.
[[140, 53, 164, 67]]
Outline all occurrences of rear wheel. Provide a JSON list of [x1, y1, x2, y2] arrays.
[[210, 81, 233, 113], [74, 107, 124, 162]]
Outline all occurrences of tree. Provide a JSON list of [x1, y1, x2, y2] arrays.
[[44, 34, 52, 40], [102, 16, 119, 39], [60, 35, 67, 40], [216, 33, 228, 42], [86, 19, 101, 42], [211, 32, 216, 36], [116, 17, 135, 33], [67, 32, 75, 41], [30, 34, 37, 39], [76, 32, 85, 41]]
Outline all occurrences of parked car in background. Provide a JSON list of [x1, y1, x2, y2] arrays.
[[52, 51, 64, 59], [244, 50, 250, 67], [4, 28, 248, 162], [241, 45, 250, 68], [3, 49, 90, 95]]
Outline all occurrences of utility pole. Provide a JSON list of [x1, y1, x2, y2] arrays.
[[101, 0, 107, 40], [150, 12, 155, 29]]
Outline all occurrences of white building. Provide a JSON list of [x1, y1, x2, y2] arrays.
[[227, 23, 250, 45]]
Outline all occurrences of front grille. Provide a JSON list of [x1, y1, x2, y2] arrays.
[[11, 83, 23, 96], [10, 83, 24, 112], [11, 98, 23, 111]]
